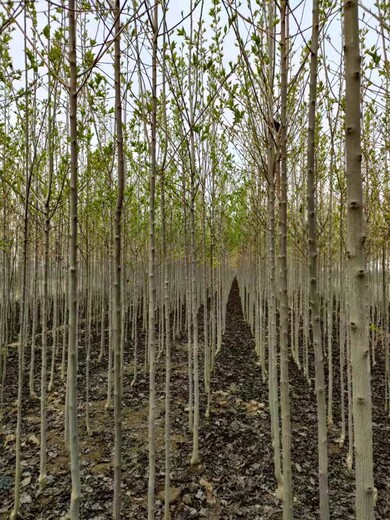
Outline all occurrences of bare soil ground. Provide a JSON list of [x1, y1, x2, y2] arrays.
[[1, 279, 389, 519]]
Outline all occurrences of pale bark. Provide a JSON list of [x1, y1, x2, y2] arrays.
[[344, 1, 375, 516], [266, 0, 282, 493], [113, 1, 125, 515], [279, 3, 293, 518], [148, 3, 158, 518], [68, 0, 81, 515], [11, 9, 31, 516], [306, 1, 330, 515]]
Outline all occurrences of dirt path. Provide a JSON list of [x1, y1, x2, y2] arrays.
[[183, 278, 279, 519], [166, 281, 280, 520]]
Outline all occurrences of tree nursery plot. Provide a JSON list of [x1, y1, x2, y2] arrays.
[[0, 1, 389, 520]]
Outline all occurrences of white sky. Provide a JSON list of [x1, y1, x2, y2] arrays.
[[0, 0, 386, 143]]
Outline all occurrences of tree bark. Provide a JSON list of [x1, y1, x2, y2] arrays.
[[113, 0, 125, 516], [279, 2, 293, 518], [306, 0, 330, 516], [68, 0, 81, 516], [344, 0, 375, 517], [148, 2, 158, 518]]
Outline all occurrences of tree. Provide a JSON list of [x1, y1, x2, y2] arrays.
[[306, 0, 330, 517], [279, 2, 293, 518], [67, 0, 81, 516], [113, 0, 125, 516], [344, 0, 375, 518], [148, 2, 159, 518]]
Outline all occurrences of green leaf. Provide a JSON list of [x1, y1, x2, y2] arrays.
[[42, 24, 50, 39], [366, 47, 381, 67]]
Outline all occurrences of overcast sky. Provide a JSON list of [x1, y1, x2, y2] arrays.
[[1, 0, 385, 128]]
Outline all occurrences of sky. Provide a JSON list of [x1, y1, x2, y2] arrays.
[[0, 0, 386, 141]]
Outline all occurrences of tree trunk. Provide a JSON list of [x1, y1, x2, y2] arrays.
[[344, 0, 375, 517], [113, 1, 125, 516], [279, 2, 293, 518], [148, 3, 158, 518], [68, 0, 81, 516], [306, 0, 330, 516]]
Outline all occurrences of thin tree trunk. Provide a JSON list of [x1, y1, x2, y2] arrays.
[[68, 0, 81, 515], [344, 1, 375, 516], [11, 8, 32, 516], [306, 1, 330, 515], [279, 3, 293, 518], [112, 1, 125, 516], [148, 3, 158, 518]]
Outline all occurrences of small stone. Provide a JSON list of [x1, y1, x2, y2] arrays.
[[21, 475, 32, 487], [4, 434, 15, 445], [182, 494, 192, 505], [91, 463, 111, 475], [21, 492, 32, 504], [196, 488, 205, 500], [157, 486, 181, 504], [29, 435, 40, 446]]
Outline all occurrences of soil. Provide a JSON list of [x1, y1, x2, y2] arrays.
[[0, 278, 389, 519]]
